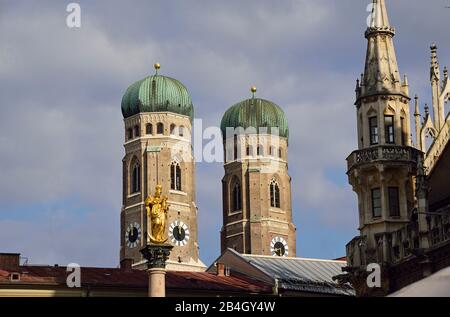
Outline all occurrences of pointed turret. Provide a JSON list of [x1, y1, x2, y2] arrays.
[[430, 43, 444, 129], [346, 1, 422, 296], [414, 95, 422, 150], [402, 74, 409, 96], [430, 43, 440, 82], [414, 95, 420, 116], [368, 0, 391, 29], [360, 0, 406, 99]]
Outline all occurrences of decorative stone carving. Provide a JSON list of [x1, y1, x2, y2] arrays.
[[140, 244, 174, 269]]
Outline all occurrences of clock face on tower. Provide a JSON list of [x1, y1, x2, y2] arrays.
[[270, 236, 289, 257], [169, 221, 190, 246], [125, 222, 141, 248]]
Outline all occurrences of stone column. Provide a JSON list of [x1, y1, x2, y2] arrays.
[[140, 243, 173, 297], [148, 268, 166, 297]]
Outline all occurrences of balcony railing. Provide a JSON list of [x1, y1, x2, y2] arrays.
[[346, 206, 450, 268], [347, 145, 422, 171]]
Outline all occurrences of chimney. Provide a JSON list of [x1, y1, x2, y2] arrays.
[[0, 253, 20, 271], [216, 263, 225, 276], [120, 258, 133, 270]]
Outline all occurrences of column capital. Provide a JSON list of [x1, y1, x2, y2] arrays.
[[140, 243, 174, 269]]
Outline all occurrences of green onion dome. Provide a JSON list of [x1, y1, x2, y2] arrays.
[[220, 91, 289, 139], [121, 65, 193, 120]]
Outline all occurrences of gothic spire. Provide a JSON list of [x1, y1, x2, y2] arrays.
[[368, 0, 390, 29], [360, 0, 407, 100]]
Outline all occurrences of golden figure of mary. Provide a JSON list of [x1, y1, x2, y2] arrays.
[[145, 185, 169, 244]]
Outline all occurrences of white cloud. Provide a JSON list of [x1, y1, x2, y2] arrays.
[[0, 0, 448, 265]]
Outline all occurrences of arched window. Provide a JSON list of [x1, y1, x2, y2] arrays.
[[146, 123, 153, 135], [278, 148, 282, 159], [170, 124, 176, 135], [270, 179, 280, 208], [131, 162, 141, 193], [170, 162, 181, 191], [246, 145, 253, 157], [157, 123, 164, 135], [127, 128, 133, 140], [179, 126, 185, 137], [134, 125, 140, 138], [257, 145, 264, 156], [231, 180, 242, 212], [270, 146, 276, 157]]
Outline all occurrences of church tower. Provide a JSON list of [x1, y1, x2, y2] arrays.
[[219, 87, 296, 257], [120, 64, 205, 272], [347, 0, 421, 275]]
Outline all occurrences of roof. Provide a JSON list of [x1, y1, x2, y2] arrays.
[[220, 97, 289, 139], [208, 249, 354, 296], [388, 266, 450, 297], [166, 271, 271, 294], [0, 265, 272, 295], [121, 74, 194, 120], [241, 253, 354, 296]]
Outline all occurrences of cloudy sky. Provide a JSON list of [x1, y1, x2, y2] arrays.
[[0, 0, 449, 267]]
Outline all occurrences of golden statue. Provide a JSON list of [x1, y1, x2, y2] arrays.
[[145, 185, 169, 244]]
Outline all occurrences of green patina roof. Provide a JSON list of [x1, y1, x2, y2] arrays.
[[121, 74, 193, 119], [220, 98, 289, 139]]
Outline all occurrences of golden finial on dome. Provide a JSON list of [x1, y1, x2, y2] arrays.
[[251, 86, 257, 98], [154, 63, 161, 75]]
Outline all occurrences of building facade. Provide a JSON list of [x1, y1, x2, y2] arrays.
[[343, 0, 450, 296], [219, 89, 296, 257], [120, 65, 205, 272]]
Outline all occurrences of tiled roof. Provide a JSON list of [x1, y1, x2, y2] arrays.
[[167, 271, 271, 293], [0, 265, 272, 294]]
